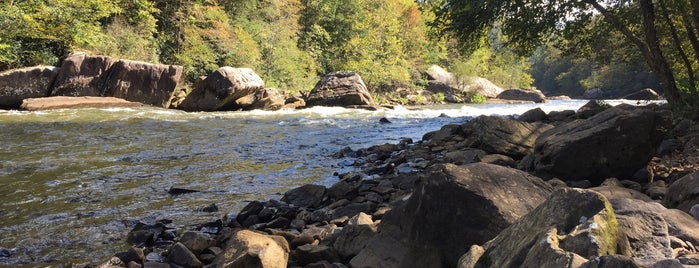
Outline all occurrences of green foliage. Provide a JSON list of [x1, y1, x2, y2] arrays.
[[434, 92, 446, 103], [468, 92, 487, 104]]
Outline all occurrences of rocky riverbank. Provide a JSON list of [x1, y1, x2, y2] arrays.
[[88, 101, 699, 268]]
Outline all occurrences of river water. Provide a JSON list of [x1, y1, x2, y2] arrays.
[[0, 100, 599, 266]]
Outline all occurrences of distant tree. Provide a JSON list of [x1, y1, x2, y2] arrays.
[[436, 0, 699, 114]]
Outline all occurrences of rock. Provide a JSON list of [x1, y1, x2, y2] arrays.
[[457, 245, 485, 268], [0, 248, 10, 257], [50, 53, 115, 97], [115, 247, 145, 265], [479, 154, 516, 167], [532, 104, 671, 183], [424, 65, 454, 84], [165, 242, 202, 268], [167, 186, 200, 195], [650, 259, 684, 268], [496, 88, 546, 103], [468, 188, 618, 268], [294, 244, 341, 266], [518, 107, 549, 123], [665, 171, 699, 213], [0, 66, 58, 109], [580, 255, 641, 268], [127, 222, 168, 246], [305, 71, 374, 107], [444, 149, 487, 165], [461, 115, 554, 159], [281, 184, 328, 209], [615, 210, 673, 266], [105, 59, 183, 108], [212, 229, 289, 268], [179, 231, 212, 254], [180, 67, 265, 111], [351, 163, 553, 268], [236, 201, 265, 225], [589, 186, 653, 201], [576, 100, 611, 119], [548, 110, 576, 122], [582, 88, 607, 99], [333, 213, 378, 258], [283, 95, 305, 109], [20, 96, 145, 111], [241, 88, 286, 111], [623, 88, 663, 100], [464, 77, 504, 98]]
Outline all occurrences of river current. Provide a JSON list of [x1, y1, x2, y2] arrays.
[[0, 100, 602, 266]]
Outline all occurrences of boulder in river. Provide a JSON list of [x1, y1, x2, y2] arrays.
[[105, 59, 183, 108], [531, 104, 671, 183], [50, 53, 115, 97], [0, 66, 58, 109], [305, 71, 374, 107], [20, 96, 145, 111], [496, 88, 546, 103], [351, 163, 553, 268], [622, 88, 663, 101], [180, 67, 265, 111]]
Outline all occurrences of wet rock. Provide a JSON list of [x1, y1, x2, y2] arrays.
[[236, 201, 265, 225], [282, 184, 328, 209], [199, 203, 218, 213], [465, 188, 618, 268], [180, 67, 264, 111], [496, 88, 546, 103], [665, 171, 699, 213], [127, 222, 168, 246], [243, 88, 286, 111], [0, 65, 58, 109], [50, 53, 115, 97], [167, 186, 200, 195], [306, 71, 374, 107], [532, 104, 671, 183], [165, 242, 202, 268], [351, 163, 553, 268], [0, 248, 10, 258], [518, 107, 548, 122], [212, 229, 289, 268], [379, 117, 391, 124], [105, 59, 183, 108]]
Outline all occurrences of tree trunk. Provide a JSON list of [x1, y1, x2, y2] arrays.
[[639, 0, 682, 106], [660, 1, 696, 92]]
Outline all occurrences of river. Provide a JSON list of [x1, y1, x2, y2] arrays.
[[0, 100, 603, 266]]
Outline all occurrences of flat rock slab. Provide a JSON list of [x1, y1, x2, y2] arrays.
[[20, 96, 145, 111]]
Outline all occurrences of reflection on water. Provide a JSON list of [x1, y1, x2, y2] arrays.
[[0, 100, 602, 266]]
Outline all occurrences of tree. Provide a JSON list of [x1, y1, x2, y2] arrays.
[[437, 0, 699, 114]]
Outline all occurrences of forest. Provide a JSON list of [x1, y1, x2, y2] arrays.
[[1, 0, 696, 110]]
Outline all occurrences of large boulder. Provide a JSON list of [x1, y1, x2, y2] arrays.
[[238, 88, 286, 111], [532, 104, 671, 183], [424, 65, 454, 84], [0, 66, 58, 109], [583, 88, 608, 99], [460, 116, 554, 159], [665, 171, 699, 214], [350, 163, 553, 268], [50, 53, 115, 97], [496, 88, 546, 103], [305, 71, 374, 107], [622, 88, 663, 101], [461, 188, 619, 268], [180, 67, 265, 111], [105, 59, 183, 108], [212, 229, 289, 268], [20, 96, 144, 111], [464, 77, 503, 98]]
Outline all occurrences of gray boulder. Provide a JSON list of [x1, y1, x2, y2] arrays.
[[461, 115, 554, 159], [532, 104, 671, 183], [665, 171, 699, 213], [305, 71, 374, 107], [106, 59, 183, 108], [461, 188, 619, 268], [180, 67, 265, 111], [0, 66, 58, 109], [351, 163, 553, 268], [496, 88, 546, 103], [50, 53, 115, 97], [622, 88, 663, 101]]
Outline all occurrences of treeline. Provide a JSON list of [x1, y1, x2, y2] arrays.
[[0, 0, 660, 98]]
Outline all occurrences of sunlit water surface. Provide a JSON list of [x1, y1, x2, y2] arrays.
[[1, 100, 642, 266]]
